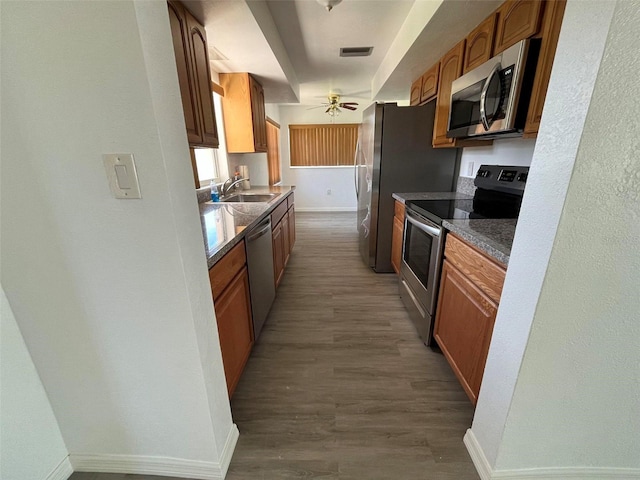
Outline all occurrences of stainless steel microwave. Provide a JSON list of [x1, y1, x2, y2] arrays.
[[447, 39, 540, 139]]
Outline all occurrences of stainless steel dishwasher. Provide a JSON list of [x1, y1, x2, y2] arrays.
[[245, 216, 276, 340]]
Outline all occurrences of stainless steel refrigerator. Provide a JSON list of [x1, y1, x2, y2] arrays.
[[356, 101, 461, 272]]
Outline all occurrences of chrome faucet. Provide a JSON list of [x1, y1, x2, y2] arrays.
[[221, 177, 247, 197]]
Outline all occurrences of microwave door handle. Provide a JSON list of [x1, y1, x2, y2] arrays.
[[480, 63, 501, 131], [405, 211, 441, 237]]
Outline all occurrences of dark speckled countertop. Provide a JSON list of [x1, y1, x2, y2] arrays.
[[199, 186, 295, 268], [391, 191, 516, 265]]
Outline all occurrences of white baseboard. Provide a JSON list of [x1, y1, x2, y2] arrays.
[[71, 423, 240, 480], [492, 467, 640, 479], [464, 428, 640, 480], [46, 456, 73, 480], [464, 429, 492, 480], [295, 207, 356, 212]]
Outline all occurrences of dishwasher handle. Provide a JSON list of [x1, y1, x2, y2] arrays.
[[246, 217, 272, 242]]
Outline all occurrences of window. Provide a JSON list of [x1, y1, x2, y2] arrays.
[[289, 123, 359, 167], [193, 147, 220, 186]]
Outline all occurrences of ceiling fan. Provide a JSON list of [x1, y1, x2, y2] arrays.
[[310, 94, 359, 117]]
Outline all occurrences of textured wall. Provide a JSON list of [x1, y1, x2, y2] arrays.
[[469, 0, 617, 468], [494, 0, 640, 470], [1, 286, 69, 480], [1, 0, 233, 469]]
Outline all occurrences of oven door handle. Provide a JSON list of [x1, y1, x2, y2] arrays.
[[405, 211, 441, 237], [480, 62, 501, 131]]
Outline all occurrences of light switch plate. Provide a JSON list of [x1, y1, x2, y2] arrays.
[[103, 153, 141, 199]]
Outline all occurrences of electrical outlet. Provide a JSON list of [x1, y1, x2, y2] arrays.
[[326, 189, 332, 195]]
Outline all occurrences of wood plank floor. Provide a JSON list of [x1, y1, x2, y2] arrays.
[[70, 212, 478, 480]]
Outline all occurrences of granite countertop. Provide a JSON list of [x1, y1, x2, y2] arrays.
[[199, 186, 295, 268], [443, 219, 516, 265], [392, 191, 473, 203]]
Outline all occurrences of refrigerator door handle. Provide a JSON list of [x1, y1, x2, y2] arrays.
[[354, 138, 360, 197]]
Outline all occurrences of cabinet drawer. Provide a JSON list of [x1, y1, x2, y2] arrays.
[[287, 192, 295, 209], [209, 240, 247, 300], [394, 200, 405, 220], [271, 200, 288, 226], [444, 234, 505, 303]]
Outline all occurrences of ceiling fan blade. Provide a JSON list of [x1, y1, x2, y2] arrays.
[[307, 104, 329, 110], [341, 105, 358, 111], [340, 102, 359, 106]]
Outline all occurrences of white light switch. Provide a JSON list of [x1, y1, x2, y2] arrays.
[[103, 153, 141, 199]]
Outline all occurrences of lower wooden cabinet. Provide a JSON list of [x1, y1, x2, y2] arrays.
[[434, 234, 506, 404], [209, 241, 253, 398], [272, 194, 296, 288], [391, 200, 405, 274]]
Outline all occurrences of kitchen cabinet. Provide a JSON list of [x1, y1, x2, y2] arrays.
[[272, 221, 285, 287], [463, 14, 497, 74], [434, 234, 506, 404], [271, 193, 295, 288], [209, 240, 253, 397], [493, 0, 543, 55], [219, 73, 268, 153], [523, 0, 567, 137], [410, 77, 422, 106], [433, 40, 465, 148], [391, 200, 405, 274], [420, 62, 440, 104], [168, 1, 219, 148]]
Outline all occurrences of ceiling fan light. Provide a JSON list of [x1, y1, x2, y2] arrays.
[[316, 0, 342, 12]]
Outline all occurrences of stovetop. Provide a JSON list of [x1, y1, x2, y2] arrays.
[[406, 165, 528, 224]]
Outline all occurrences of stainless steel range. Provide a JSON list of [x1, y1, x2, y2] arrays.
[[399, 164, 528, 345]]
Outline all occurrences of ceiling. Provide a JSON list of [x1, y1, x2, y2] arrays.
[[187, 0, 502, 106]]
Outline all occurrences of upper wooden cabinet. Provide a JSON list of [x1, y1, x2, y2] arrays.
[[219, 73, 268, 153], [524, 0, 567, 137], [433, 40, 465, 148], [493, 0, 543, 55], [463, 14, 497, 74], [410, 77, 422, 106], [420, 62, 440, 103], [168, 1, 219, 148]]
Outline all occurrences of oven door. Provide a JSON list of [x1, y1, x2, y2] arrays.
[[447, 39, 530, 139], [399, 209, 445, 343]]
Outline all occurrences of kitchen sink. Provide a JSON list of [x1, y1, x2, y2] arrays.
[[221, 193, 280, 203]]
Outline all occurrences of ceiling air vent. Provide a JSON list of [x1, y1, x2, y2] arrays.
[[340, 46, 373, 57]]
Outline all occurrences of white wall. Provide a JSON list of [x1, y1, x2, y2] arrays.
[[493, 0, 640, 472], [467, 1, 639, 477], [459, 138, 536, 178], [1, 286, 71, 480], [279, 105, 363, 211], [1, 1, 235, 476]]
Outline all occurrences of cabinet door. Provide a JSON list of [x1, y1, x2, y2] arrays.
[[272, 222, 284, 287], [168, 2, 201, 145], [433, 40, 465, 148], [391, 215, 404, 275], [463, 14, 497, 74], [410, 77, 422, 106], [281, 212, 290, 267], [214, 267, 253, 397], [524, 0, 567, 137], [186, 9, 219, 148], [434, 260, 497, 404], [288, 207, 295, 253], [250, 76, 267, 152], [493, 0, 543, 55], [420, 62, 440, 103]]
